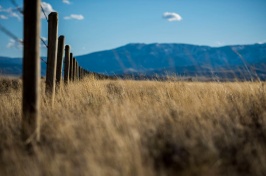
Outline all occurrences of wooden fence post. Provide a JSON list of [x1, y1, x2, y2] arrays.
[[75, 60, 78, 81], [76, 63, 78, 81], [73, 58, 76, 81], [22, 0, 41, 143], [64, 45, 70, 84], [69, 53, 73, 82], [76, 63, 79, 81], [56, 35, 65, 87], [79, 67, 82, 80], [45, 12, 58, 106]]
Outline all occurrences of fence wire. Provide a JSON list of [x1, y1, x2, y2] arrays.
[[0, 23, 23, 44], [41, 5, 48, 22], [10, 0, 49, 48], [10, 0, 23, 14], [0, 0, 48, 64]]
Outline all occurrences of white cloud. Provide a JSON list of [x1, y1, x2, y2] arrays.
[[163, 12, 182, 22], [62, 0, 71, 4], [7, 39, 23, 49], [41, 37, 48, 41], [215, 41, 225, 46], [41, 2, 55, 19], [257, 41, 266, 45], [0, 15, 8, 20], [64, 14, 84, 20], [0, 6, 21, 20], [9, 11, 20, 20]]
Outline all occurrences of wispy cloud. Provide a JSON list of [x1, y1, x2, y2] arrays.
[[0, 5, 21, 20], [162, 12, 182, 22], [0, 15, 8, 20], [257, 41, 266, 44], [64, 14, 84, 20], [7, 39, 23, 49], [62, 0, 71, 4], [9, 11, 20, 20], [41, 2, 55, 19], [215, 41, 225, 46]]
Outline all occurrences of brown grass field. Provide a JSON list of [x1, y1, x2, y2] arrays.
[[0, 76, 266, 176]]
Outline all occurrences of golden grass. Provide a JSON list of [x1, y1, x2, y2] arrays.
[[0, 76, 266, 176]]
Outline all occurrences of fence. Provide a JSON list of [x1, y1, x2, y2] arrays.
[[21, 1, 90, 145]]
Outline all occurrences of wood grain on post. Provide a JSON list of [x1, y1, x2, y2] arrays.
[[69, 53, 73, 82], [64, 45, 70, 84], [45, 12, 58, 106], [22, 0, 41, 142], [56, 35, 65, 86]]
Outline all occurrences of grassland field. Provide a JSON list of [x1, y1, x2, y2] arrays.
[[0, 76, 266, 176]]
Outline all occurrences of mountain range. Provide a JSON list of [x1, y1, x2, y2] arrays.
[[1, 43, 266, 80]]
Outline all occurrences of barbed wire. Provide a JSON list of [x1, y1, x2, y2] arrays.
[[8, 0, 49, 48], [0, 23, 47, 64], [41, 38, 48, 48], [0, 23, 23, 44], [10, 0, 23, 14], [41, 5, 48, 22], [40, 57, 47, 64], [0, 0, 48, 64]]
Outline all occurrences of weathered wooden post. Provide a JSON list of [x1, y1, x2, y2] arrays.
[[76, 63, 78, 81], [69, 53, 73, 82], [77, 62, 79, 80], [73, 58, 76, 81], [22, 0, 41, 143], [79, 67, 82, 80], [76, 63, 79, 81], [56, 35, 65, 87], [45, 12, 58, 106], [75, 60, 78, 81], [64, 45, 70, 84]]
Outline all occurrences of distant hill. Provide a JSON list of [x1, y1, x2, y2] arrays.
[[0, 57, 23, 76], [1, 43, 266, 80], [0, 56, 47, 77], [76, 43, 266, 80]]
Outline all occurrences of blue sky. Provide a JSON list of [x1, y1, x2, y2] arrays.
[[0, 0, 266, 57]]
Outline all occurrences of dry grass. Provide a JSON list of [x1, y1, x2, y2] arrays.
[[0, 76, 266, 176]]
